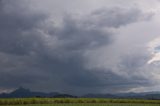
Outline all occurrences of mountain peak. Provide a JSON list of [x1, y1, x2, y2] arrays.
[[11, 87, 30, 94], [0, 87, 61, 98]]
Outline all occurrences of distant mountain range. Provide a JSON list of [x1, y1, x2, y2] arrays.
[[0, 87, 76, 98], [1, 87, 160, 99], [82, 92, 160, 99]]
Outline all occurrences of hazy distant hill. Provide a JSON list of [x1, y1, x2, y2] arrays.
[[1, 87, 160, 99], [0, 87, 61, 98], [82, 92, 160, 99]]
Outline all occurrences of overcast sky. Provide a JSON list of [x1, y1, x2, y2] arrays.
[[1, 0, 160, 95]]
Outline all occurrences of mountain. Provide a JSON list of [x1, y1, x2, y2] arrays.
[[1, 87, 160, 99], [0, 87, 60, 98], [82, 92, 160, 99]]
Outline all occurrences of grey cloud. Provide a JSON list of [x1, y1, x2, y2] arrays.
[[84, 7, 153, 28], [0, 0, 48, 55], [0, 0, 154, 94]]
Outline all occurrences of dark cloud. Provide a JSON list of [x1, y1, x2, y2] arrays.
[[0, 0, 48, 55], [0, 0, 153, 94]]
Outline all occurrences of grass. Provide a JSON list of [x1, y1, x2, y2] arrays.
[[1, 98, 160, 105], [3, 103, 160, 106]]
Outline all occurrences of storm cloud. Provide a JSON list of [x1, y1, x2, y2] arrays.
[[0, 0, 158, 95]]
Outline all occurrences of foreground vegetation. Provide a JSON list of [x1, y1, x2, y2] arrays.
[[1, 98, 160, 105], [3, 103, 160, 106]]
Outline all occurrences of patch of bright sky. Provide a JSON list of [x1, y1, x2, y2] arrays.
[[148, 38, 160, 64]]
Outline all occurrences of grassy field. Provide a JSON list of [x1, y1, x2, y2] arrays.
[[3, 103, 160, 106], [1, 98, 160, 106]]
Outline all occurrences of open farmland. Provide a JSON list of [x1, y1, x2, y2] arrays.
[[1, 98, 160, 106], [2, 103, 160, 106]]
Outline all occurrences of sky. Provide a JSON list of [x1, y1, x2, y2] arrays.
[[1, 0, 160, 95]]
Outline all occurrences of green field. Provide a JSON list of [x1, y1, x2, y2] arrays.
[[3, 103, 160, 106], [1, 98, 160, 106]]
